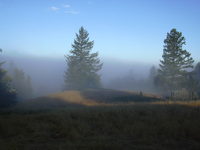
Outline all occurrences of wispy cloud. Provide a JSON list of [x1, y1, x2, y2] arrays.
[[63, 5, 70, 8], [51, 6, 58, 11], [65, 11, 79, 14]]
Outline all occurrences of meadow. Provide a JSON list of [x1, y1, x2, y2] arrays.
[[0, 89, 200, 150]]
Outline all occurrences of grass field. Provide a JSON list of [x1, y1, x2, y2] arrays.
[[1, 89, 200, 150]]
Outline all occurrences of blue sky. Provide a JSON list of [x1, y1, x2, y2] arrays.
[[0, 0, 200, 65]]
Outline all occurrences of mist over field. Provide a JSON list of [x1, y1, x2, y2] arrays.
[[1, 54, 156, 98]]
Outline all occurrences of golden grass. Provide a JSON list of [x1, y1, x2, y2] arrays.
[[152, 100, 200, 107], [1, 89, 200, 150], [11, 90, 100, 111], [10, 89, 164, 111]]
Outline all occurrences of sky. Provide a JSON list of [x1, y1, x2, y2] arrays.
[[0, 0, 200, 64], [0, 0, 200, 95]]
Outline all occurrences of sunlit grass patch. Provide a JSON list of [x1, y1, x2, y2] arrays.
[[10, 89, 165, 111], [152, 100, 200, 107]]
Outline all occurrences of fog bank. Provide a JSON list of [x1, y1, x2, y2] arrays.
[[2, 55, 157, 98]]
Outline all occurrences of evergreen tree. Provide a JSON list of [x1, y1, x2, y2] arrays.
[[7, 60, 15, 76], [25, 75, 33, 98], [108, 69, 136, 90], [147, 65, 157, 91], [155, 28, 195, 93], [148, 65, 157, 82], [0, 49, 17, 108], [186, 62, 200, 98], [0, 49, 5, 66], [12, 68, 33, 101], [194, 62, 200, 86], [63, 26, 103, 90]]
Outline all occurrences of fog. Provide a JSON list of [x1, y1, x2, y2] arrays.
[[1, 54, 157, 98]]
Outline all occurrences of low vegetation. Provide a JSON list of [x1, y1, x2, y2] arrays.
[[1, 89, 200, 150], [10, 89, 163, 111]]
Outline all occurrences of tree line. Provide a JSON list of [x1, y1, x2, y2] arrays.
[[63, 27, 200, 100], [0, 52, 33, 108], [108, 28, 200, 99], [1, 27, 200, 108], [108, 66, 157, 92]]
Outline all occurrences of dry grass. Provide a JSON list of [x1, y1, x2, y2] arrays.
[[152, 100, 200, 107], [10, 89, 163, 111], [1, 89, 200, 150]]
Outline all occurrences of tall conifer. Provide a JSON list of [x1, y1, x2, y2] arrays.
[[155, 28, 195, 92], [12, 68, 33, 101], [63, 26, 103, 90]]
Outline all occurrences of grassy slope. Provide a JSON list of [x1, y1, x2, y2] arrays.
[[11, 89, 163, 111], [1, 89, 200, 150]]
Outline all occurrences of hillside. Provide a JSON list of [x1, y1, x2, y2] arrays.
[[11, 89, 163, 110]]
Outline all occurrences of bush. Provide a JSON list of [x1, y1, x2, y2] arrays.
[[172, 90, 199, 101]]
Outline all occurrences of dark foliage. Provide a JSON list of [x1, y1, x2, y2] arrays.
[[12, 68, 33, 101], [0, 49, 17, 108], [112, 95, 164, 103], [63, 26, 103, 90], [155, 28, 197, 94]]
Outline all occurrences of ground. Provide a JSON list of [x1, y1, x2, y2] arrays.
[[0, 89, 200, 150]]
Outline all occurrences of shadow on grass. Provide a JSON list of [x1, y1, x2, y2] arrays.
[[6, 89, 200, 112], [80, 89, 164, 103], [9, 96, 85, 111], [112, 95, 164, 103]]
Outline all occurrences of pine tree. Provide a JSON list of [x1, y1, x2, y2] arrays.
[[187, 62, 200, 98], [148, 65, 157, 82], [7, 60, 15, 76], [63, 26, 103, 90], [25, 75, 33, 98], [155, 28, 195, 93], [147, 65, 157, 91], [12, 68, 33, 101], [0, 49, 17, 108], [194, 62, 200, 86]]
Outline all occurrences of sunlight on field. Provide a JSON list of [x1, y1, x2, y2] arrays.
[[10, 89, 200, 111], [12, 90, 100, 110], [152, 100, 200, 107]]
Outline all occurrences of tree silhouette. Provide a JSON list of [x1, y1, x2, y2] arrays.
[[12, 68, 33, 101], [63, 26, 103, 90], [0, 49, 17, 108], [155, 28, 195, 93]]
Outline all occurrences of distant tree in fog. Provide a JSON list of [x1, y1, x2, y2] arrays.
[[154, 28, 196, 93], [194, 62, 200, 86], [146, 65, 157, 91], [63, 26, 103, 90], [12, 68, 33, 101], [0, 49, 17, 108], [25, 75, 33, 97], [148, 65, 157, 82], [7, 60, 15, 76], [183, 62, 200, 98], [108, 70, 137, 90]]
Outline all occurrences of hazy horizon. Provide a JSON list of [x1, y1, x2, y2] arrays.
[[1, 0, 200, 98], [1, 53, 158, 96]]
